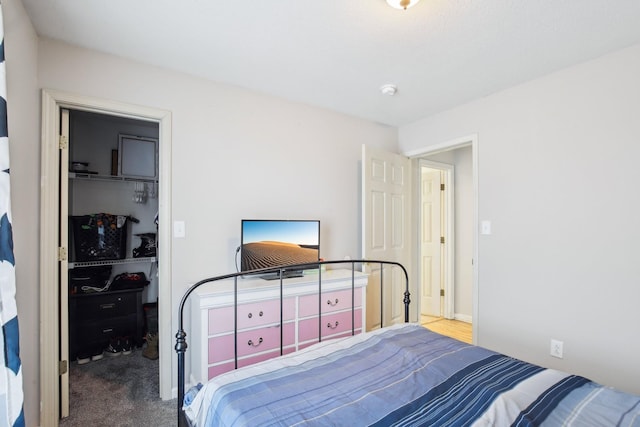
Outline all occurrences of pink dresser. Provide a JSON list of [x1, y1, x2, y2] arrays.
[[189, 269, 368, 385]]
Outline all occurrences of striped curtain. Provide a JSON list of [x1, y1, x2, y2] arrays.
[[0, 3, 26, 427]]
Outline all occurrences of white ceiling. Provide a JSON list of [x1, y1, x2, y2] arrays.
[[20, 0, 640, 127]]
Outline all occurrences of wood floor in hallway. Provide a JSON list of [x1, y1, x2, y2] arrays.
[[421, 316, 472, 344]]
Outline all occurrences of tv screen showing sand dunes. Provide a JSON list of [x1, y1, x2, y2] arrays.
[[241, 220, 319, 272]]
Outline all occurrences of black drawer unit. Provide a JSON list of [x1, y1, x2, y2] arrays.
[[69, 288, 144, 360]]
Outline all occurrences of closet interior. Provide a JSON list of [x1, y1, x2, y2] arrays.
[[66, 110, 160, 364]]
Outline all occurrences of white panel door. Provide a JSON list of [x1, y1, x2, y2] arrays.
[[420, 167, 442, 317], [362, 145, 412, 330]]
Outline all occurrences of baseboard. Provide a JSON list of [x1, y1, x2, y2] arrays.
[[454, 313, 472, 323], [171, 375, 199, 400]]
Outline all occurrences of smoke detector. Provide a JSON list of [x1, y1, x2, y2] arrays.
[[380, 84, 398, 96]]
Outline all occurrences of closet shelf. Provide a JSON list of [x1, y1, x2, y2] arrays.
[[69, 172, 158, 184], [69, 256, 156, 269]]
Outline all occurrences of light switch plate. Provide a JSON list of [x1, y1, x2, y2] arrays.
[[481, 220, 492, 235], [174, 220, 186, 238]]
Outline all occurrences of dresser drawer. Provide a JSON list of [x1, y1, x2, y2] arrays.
[[298, 309, 362, 343], [208, 297, 295, 334], [208, 346, 296, 379], [74, 291, 139, 320], [299, 289, 362, 318], [208, 322, 295, 364], [76, 314, 137, 345]]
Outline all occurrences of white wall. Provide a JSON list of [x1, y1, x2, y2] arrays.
[[452, 147, 473, 319], [3, 0, 40, 425], [35, 37, 397, 403], [399, 43, 640, 394], [38, 38, 398, 278]]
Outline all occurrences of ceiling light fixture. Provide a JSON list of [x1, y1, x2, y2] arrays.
[[386, 0, 420, 10], [380, 84, 398, 96]]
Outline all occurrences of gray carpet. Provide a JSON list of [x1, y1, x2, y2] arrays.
[[60, 349, 177, 426]]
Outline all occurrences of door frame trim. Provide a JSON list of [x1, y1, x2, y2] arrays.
[[417, 159, 455, 319], [404, 133, 479, 344], [39, 89, 173, 426]]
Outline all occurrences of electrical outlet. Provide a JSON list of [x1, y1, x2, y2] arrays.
[[550, 339, 564, 358]]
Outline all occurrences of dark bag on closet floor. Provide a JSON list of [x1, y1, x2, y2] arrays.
[[109, 272, 149, 291]]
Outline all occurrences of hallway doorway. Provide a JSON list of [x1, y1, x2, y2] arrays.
[[410, 136, 476, 342]]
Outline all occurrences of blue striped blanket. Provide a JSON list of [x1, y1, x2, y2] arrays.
[[184, 324, 640, 426]]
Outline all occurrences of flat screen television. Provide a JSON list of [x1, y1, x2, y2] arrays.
[[240, 219, 320, 279]]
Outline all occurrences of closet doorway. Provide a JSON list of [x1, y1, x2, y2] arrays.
[[39, 90, 172, 426]]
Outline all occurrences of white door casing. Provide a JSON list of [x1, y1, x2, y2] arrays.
[[362, 145, 413, 330], [39, 89, 172, 427], [420, 167, 442, 317]]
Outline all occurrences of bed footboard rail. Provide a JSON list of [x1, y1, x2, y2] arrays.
[[175, 259, 409, 426]]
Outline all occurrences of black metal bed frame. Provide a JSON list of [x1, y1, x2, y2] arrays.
[[175, 259, 410, 426]]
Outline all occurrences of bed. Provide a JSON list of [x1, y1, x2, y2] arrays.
[[176, 260, 640, 426]]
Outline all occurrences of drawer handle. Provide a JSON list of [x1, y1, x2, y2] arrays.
[[326, 321, 339, 330], [100, 303, 115, 310], [247, 337, 263, 347], [327, 298, 339, 306], [102, 328, 113, 333], [247, 311, 264, 319]]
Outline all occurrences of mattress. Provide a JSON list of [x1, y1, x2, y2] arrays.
[[184, 323, 640, 426]]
